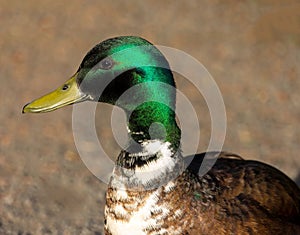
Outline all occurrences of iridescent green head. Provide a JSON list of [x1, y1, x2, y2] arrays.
[[23, 36, 180, 147], [76, 36, 176, 111]]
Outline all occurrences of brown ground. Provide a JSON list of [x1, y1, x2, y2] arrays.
[[0, 0, 299, 234]]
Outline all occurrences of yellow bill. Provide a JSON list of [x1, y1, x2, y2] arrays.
[[22, 73, 89, 113]]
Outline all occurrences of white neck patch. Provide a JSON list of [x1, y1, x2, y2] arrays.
[[110, 140, 183, 190]]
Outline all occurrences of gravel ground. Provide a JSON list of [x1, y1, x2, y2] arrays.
[[0, 1, 299, 234]]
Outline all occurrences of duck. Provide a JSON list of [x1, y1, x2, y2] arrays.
[[23, 36, 300, 235]]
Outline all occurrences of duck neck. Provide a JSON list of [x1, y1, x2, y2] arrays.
[[118, 103, 182, 168], [129, 102, 181, 147], [112, 101, 184, 190]]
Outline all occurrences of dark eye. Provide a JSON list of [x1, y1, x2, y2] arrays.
[[62, 84, 69, 90], [99, 57, 114, 70]]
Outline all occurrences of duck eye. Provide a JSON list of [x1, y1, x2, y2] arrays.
[[99, 57, 114, 70], [62, 84, 69, 90]]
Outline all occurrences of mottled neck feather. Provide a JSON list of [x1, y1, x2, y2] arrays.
[[113, 140, 185, 190]]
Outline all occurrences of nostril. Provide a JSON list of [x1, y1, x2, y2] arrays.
[[62, 84, 69, 90]]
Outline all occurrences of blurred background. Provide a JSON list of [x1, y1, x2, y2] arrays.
[[0, 0, 299, 234]]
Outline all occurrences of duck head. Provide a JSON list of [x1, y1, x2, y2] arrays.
[[23, 36, 181, 149]]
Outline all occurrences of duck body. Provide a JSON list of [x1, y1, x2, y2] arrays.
[[105, 149, 300, 235], [23, 36, 300, 235]]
